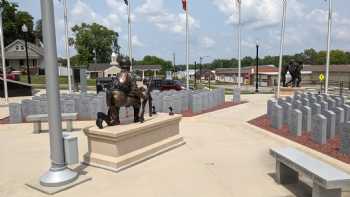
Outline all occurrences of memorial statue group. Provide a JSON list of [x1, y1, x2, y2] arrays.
[[96, 58, 304, 129], [281, 60, 303, 88], [96, 61, 153, 129]]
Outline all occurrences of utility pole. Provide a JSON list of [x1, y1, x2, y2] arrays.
[[194, 61, 197, 89], [173, 52, 176, 76], [199, 57, 203, 84], [62, 0, 72, 93], [255, 41, 259, 93]]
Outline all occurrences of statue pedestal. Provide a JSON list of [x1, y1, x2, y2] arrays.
[[83, 113, 185, 172], [277, 87, 305, 97]]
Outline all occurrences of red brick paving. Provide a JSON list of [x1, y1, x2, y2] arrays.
[[248, 115, 350, 164]]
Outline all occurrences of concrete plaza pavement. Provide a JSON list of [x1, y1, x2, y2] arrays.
[[1, 94, 350, 197]]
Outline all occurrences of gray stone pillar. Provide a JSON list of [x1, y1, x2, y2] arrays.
[[311, 114, 327, 144], [289, 109, 302, 136]]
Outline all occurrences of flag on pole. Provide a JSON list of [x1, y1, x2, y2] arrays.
[[124, 0, 128, 6], [182, 0, 187, 11]]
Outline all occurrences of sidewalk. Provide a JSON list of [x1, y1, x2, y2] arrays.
[[1, 94, 349, 197]]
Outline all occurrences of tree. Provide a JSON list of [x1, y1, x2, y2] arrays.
[[0, 0, 36, 45], [71, 23, 118, 65], [34, 19, 42, 43], [136, 55, 172, 74]]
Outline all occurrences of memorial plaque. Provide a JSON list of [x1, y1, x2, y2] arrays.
[[233, 88, 241, 104], [289, 109, 302, 136], [311, 103, 321, 117], [301, 106, 312, 132], [89, 98, 100, 119], [334, 107, 345, 134], [38, 100, 48, 114], [343, 104, 350, 122], [301, 98, 309, 107], [311, 114, 327, 145], [9, 103, 22, 123], [340, 122, 350, 155], [78, 97, 91, 119], [286, 96, 293, 104], [271, 103, 283, 129], [62, 100, 76, 113], [323, 110, 336, 139], [21, 99, 35, 118], [327, 98, 336, 111], [320, 101, 328, 113], [267, 99, 277, 120]]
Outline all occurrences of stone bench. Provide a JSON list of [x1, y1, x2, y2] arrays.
[[270, 147, 350, 197], [26, 113, 78, 134]]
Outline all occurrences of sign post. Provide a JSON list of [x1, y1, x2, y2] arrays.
[[319, 73, 325, 93]]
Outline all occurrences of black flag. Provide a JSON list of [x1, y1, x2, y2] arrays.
[[124, 0, 128, 5]]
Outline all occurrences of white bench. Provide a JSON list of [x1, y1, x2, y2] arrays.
[[26, 113, 78, 134], [270, 147, 350, 197]]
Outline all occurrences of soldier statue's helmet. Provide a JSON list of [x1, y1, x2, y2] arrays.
[[119, 56, 131, 70]]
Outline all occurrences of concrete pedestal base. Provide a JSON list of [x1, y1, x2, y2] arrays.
[[83, 113, 185, 172], [278, 87, 305, 97]]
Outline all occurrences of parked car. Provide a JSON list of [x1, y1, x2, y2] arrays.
[[147, 79, 185, 91]]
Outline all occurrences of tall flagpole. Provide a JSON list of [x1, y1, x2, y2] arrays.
[[63, 0, 72, 93], [40, 0, 77, 186], [237, 0, 241, 89], [128, 0, 133, 72], [277, 0, 287, 98], [186, 1, 189, 90], [0, 8, 8, 103], [325, 0, 333, 95]]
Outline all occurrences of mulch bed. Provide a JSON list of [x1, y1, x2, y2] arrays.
[[181, 101, 248, 117], [248, 115, 350, 164]]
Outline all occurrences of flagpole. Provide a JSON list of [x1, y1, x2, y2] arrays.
[[0, 8, 8, 103], [63, 0, 72, 93], [237, 0, 241, 89], [325, 0, 333, 95], [128, 0, 133, 72], [186, 2, 189, 90], [277, 0, 287, 98]]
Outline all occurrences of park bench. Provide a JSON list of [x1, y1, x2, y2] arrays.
[[26, 113, 78, 134], [270, 147, 350, 197]]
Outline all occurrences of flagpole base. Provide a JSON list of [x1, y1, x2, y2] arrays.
[[40, 167, 78, 187]]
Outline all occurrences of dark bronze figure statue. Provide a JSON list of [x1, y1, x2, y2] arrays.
[[281, 60, 303, 88], [96, 59, 153, 129]]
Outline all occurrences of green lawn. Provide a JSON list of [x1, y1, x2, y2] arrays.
[[19, 75, 97, 89]]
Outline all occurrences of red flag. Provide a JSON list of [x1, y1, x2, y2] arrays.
[[182, 0, 187, 11]]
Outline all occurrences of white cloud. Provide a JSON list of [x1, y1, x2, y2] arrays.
[[136, 0, 200, 34], [200, 36, 216, 48], [132, 35, 144, 47], [212, 0, 304, 29]]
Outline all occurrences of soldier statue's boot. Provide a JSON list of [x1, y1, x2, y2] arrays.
[[96, 112, 110, 129], [134, 114, 140, 123], [96, 118, 104, 129]]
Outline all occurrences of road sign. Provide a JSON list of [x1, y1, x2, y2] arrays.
[[319, 73, 325, 81]]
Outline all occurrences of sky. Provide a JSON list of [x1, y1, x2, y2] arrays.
[[10, 0, 350, 64]]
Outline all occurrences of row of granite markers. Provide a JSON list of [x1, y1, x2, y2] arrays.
[[151, 88, 226, 114], [9, 89, 226, 123], [267, 92, 350, 154]]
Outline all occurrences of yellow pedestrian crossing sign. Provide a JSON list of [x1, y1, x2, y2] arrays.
[[319, 74, 325, 81]]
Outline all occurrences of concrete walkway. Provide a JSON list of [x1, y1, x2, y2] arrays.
[[1, 94, 349, 197]]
